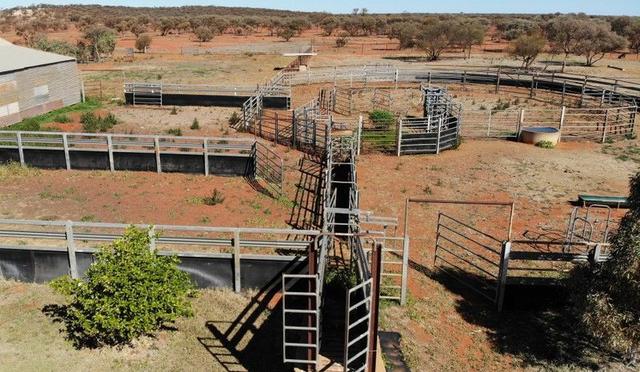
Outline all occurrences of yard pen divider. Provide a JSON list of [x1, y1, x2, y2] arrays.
[[0, 218, 321, 292]]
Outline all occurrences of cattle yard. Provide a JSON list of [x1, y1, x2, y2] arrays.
[[0, 47, 639, 371]]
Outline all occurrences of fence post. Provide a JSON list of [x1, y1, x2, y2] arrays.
[[487, 110, 492, 137], [495, 67, 501, 93], [436, 118, 443, 154], [233, 230, 241, 292], [396, 119, 403, 157], [65, 221, 79, 279], [558, 106, 566, 142], [602, 109, 610, 143], [394, 68, 399, 89], [357, 115, 363, 156], [580, 76, 587, 106], [400, 236, 410, 306], [16, 132, 24, 167], [274, 112, 279, 145], [203, 139, 209, 176], [428, 71, 432, 87], [518, 109, 525, 139], [148, 226, 156, 251], [368, 242, 383, 372], [561, 80, 566, 105], [496, 241, 511, 312], [529, 76, 535, 98], [154, 136, 161, 173], [107, 135, 115, 172], [62, 133, 71, 170]]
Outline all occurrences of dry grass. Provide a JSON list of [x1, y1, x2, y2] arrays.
[[0, 280, 283, 372]]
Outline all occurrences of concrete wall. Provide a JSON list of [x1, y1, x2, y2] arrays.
[[0, 148, 252, 176], [0, 61, 82, 127], [0, 248, 307, 290]]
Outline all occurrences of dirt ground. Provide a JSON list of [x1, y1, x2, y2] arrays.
[[0, 280, 286, 372], [358, 138, 638, 370], [0, 165, 298, 229]]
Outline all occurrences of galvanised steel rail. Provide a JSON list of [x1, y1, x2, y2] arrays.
[[0, 218, 320, 292], [124, 82, 290, 98], [284, 65, 640, 104]]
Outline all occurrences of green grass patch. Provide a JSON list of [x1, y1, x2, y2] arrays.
[[1, 100, 102, 132]]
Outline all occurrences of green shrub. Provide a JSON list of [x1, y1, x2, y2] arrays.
[[190, 118, 200, 130], [50, 226, 195, 347], [81, 112, 118, 133], [53, 114, 71, 123], [166, 128, 182, 136], [568, 172, 640, 362], [202, 188, 225, 206], [368, 110, 395, 126], [535, 140, 555, 149]]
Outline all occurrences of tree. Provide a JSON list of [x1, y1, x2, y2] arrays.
[[135, 34, 152, 53], [130, 23, 146, 38], [574, 21, 626, 66], [388, 21, 419, 49], [335, 32, 349, 48], [159, 17, 175, 36], [416, 20, 455, 61], [569, 172, 640, 363], [510, 32, 546, 69], [82, 26, 116, 62], [610, 16, 632, 36], [453, 20, 486, 59], [546, 16, 582, 72], [626, 21, 640, 55], [277, 26, 296, 42], [31, 34, 78, 58], [194, 26, 214, 42], [50, 226, 195, 347], [321, 16, 338, 36]]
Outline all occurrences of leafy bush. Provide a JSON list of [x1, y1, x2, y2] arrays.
[[568, 172, 640, 362], [535, 140, 555, 149], [50, 226, 195, 347], [202, 188, 225, 206], [81, 112, 118, 132], [368, 110, 395, 126], [53, 114, 71, 123], [190, 118, 200, 130], [335, 32, 349, 48], [166, 128, 182, 136]]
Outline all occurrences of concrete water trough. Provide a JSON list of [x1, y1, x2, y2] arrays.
[[519, 127, 560, 146]]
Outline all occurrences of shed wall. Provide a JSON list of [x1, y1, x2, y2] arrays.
[[0, 61, 81, 126]]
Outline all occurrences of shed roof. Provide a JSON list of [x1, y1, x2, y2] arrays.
[[0, 38, 76, 74]]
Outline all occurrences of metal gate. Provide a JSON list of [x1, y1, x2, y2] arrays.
[[282, 274, 320, 369], [344, 278, 372, 372], [433, 212, 504, 303], [253, 142, 284, 196], [129, 82, 162, 105]]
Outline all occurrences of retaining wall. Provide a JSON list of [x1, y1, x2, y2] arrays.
[[124, 93, 290, 109]]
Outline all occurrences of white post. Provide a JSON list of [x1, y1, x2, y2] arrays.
[[65, 221, 79, 279], [16, 132, 24, 167], [400, 236, 410, 306], [396, 119, 403, 157], [558, 106, 566, 143], [203, 139, 209, 176], [519, 109, 525, 138], [154, 136, 161, 173], [357, 115, 363, 156], [148, 226, 156, 251], [487, 110, 492, 137], [62, 133, 71, 170], [233, 230, 241, 292], [436, 118, 443, 154], [107, 135, 115, 172], [496, 241, 511, 312], [602, 109, 609, 143]]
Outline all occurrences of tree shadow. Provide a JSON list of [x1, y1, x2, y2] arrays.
[[418, 264, 616, 369]]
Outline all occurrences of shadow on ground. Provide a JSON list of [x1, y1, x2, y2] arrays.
[[197, 275, 295, 372], [409, 259, 618, 369]]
